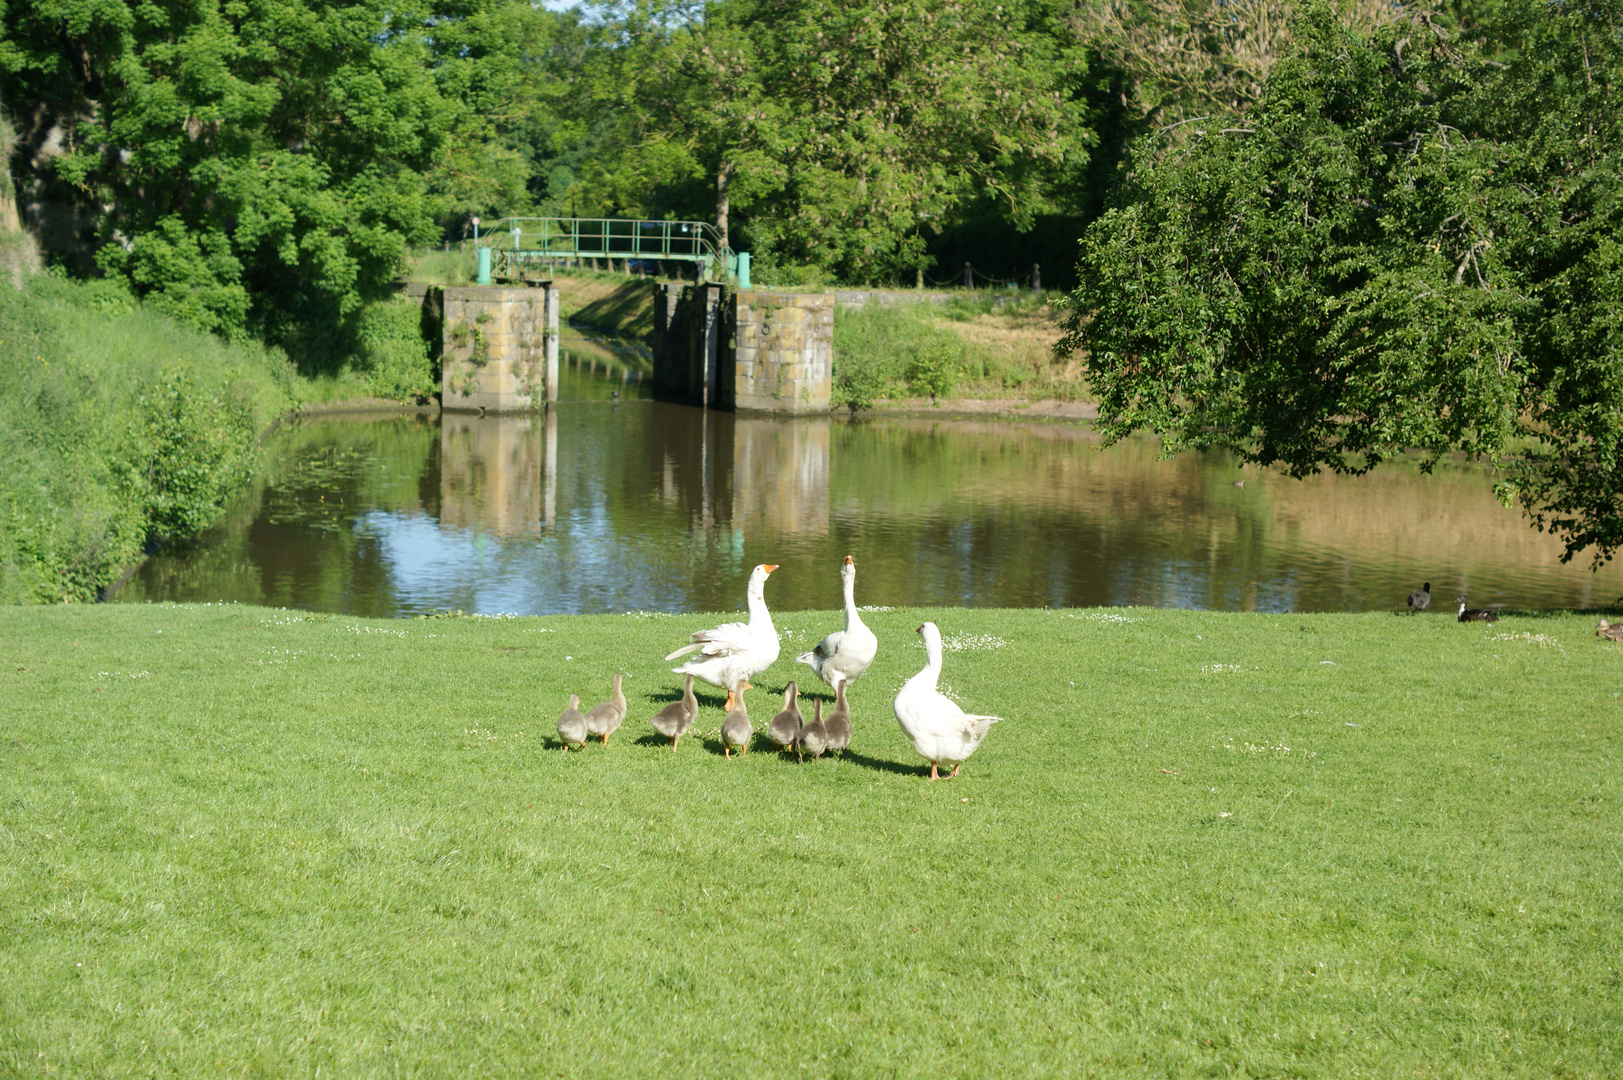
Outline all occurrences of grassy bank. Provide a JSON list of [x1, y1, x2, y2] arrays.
[[3, 602, 1619, 1076], [833, 292, 1077, 410], [0, 273, 440, 605], [0, 276, 303, 604]]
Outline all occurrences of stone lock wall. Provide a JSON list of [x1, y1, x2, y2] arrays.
[[652, 283, 721, 408], [440, 286, 548, 412], [723, 290, 833, 414]]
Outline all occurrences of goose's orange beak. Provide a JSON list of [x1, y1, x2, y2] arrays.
[[843, 555, 854, 566], [762, 564, 779, 574]]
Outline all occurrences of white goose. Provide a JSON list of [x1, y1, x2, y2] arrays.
[[796, 555, 879, 692], [665, 563, 780, 710], [892, 622, 1001, 781]]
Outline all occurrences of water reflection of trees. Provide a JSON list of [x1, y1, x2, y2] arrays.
[[125, 405, 1623, 616], [124, 415, 439, 615]]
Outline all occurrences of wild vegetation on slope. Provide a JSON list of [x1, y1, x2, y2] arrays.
[[0, 276, 302, 603]]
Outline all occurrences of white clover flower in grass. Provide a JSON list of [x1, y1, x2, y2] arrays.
[[1489, 632, 1561, 648], [1239, 741, 1317, 759], [939, 633, 1007, 652], [1200, 664, 1245, 674]]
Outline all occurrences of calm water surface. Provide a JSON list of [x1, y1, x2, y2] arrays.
[[121, 336, 1623, 616]]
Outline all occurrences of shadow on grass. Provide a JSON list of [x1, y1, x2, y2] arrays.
[[835, 748, 931, 778], [632, 733, 685, 751], [691, 735, 729, 758], [571, 280, 658, 337]]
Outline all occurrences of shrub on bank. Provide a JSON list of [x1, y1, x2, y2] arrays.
[[0, 273, 299, 603], [832, 303, 965, 409], [355, 297, 437, 403]]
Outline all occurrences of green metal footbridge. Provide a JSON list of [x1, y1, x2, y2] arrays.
[[470, 217, 750, 288]]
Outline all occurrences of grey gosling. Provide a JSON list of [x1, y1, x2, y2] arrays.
[[1455, 595, 1499, 623], [797, 697, 829, 763], [557, 693, 588, 750], [823, 680, 852, 757], [1407, 582, 1431, 613], [721, 687, 752, 757], [585, 671, 627, 744], [649, 673, 699, 750], [766, 680, 804, 754]]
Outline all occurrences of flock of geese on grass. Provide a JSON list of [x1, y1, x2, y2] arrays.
[[1407, 582, 1623, 639], [556, 556, 1001, 780]]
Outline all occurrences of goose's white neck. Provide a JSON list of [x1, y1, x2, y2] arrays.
[[748, 581, 775, 632], [916, 630, 943, 689]]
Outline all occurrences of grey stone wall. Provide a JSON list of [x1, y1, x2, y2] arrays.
[[723, 290, 832, 414], [440, 286, 549, 412]]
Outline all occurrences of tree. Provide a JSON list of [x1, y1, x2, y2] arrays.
[[563, 0, 1094, 284], [1057, 0, 1623, 564], [0, 0, 541, 359], [1073, 0, 1406, 140]]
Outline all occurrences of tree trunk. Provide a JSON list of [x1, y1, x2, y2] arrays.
[[716, 161, 734, 253]]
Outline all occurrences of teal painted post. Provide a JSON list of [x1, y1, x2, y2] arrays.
[[737, 252, 751, 290], [477, 247, 492, 285]]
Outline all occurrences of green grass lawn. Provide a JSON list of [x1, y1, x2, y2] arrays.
[[3, 602, 1620, 1077]]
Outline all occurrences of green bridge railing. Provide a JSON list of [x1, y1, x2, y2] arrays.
[[472, 218, 750, 287]]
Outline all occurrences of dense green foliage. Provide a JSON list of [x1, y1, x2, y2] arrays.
[[1, 0, 1103, 308], [567, 0, 1096, 283], [0, 275, 298, 603], [833, 304, 965, 410], [0, 0, 554, 362], [1059, 0, 1623, 564], [4, 601, 1621, 1074]]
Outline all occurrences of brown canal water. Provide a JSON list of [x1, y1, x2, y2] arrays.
[[120, 334, 1623, 617]]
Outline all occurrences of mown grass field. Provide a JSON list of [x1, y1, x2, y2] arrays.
[[3, 602, 1620, 1077]]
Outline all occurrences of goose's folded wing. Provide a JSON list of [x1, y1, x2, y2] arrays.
[[810, 630, 844, 659], [664, 642, 703, 661], [686, 620, 757, 655]]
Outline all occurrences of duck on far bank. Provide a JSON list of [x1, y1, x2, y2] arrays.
[[1407, 582, 1431, 613], [1597, 619, 1623, 642], [1456, 595, 1499, 623]]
